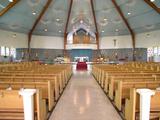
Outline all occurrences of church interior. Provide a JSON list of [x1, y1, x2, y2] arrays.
[[0, 0, 160, 120]]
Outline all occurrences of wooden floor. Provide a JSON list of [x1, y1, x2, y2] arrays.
[[49, 70, 122, 120]]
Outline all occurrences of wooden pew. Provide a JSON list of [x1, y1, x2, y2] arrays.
[[0, 69, 71, 89], [0, 81, 54, 111], [125, 88, 160, 120], [0, 76, 60, 101], [0, 64, 72, 101], [0, 89, 46, 120], [114, 80, 160, 111], [108, 76, 160, 100], [104, 72, 160, 93], [1, 68, 70, 91], [92, 63, 160, 120], [0, 63, 72, 120]]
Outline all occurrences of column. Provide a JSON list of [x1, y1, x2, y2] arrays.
[[19, 89, 37, 120], [137, 89, 155, 120]]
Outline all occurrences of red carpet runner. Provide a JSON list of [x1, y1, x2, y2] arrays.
[[76, 62, 87, 70]]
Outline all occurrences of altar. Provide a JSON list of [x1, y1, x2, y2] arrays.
[[74, 56, 88, 70], [76, 62, 87, 70], [72, 56, 92, 71], [74, 56, 89, 62], [72, 62, 92, 71]]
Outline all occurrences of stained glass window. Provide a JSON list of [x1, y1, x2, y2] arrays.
[[147, 47, 153, 57], [10, 47, 16, 58], [6, 47, 10, 56], [153, 46, 158, 56], [158, 47, 160, 56], [0, 46, 5, 56]]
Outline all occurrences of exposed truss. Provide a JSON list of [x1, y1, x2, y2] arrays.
[[144, 0, 160, 14], [111, 0, 136, 60], [28, 0, 53, 57], [64, 0, 73, 50], [90, 0, 99, 49], [0, 0, 20, 16]]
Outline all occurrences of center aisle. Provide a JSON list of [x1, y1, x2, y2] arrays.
[[49, 71, 122, 120]]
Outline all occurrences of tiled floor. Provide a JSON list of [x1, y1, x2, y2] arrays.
[[49, 71, 122, 120]]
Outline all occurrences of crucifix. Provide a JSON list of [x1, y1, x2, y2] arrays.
[[113, 39, 117, 47]]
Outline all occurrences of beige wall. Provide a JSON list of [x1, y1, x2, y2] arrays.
[[100, 30, 160, 49], [100, 35, 132, 49], [1, 29, 160, 49], [0, 29, 28, 48], [136, 30, 160, 48], [31, 35, 64, 49]]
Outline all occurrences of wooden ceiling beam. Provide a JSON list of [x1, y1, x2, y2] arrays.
[[144, 0, 160, 14], [90, 0, 99, 49], [29, 0, 53, 35], [28, 0, 53, 49], [0, 0, 20, 16], [111, 0, 135, 60], [64, 0, 73, 50]]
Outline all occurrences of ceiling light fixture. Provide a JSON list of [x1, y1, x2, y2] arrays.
[[44, 28, 48, 32], [128, 12, 131, 15], [56, 18, 60, 22], [59, 30, 62, 33], [101, 30, 104, 33], [150, 0, 155, 2], [9, 0, 13, 2], [99, 19, 108, 26], [32, 12, 36, 15]]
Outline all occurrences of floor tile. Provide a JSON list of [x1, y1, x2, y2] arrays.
[[49, 71, 122, 120]]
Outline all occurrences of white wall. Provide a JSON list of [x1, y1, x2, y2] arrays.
[[100, 35, 132, 49], [0, 29, 64, 49], [100, 30, 160, 49], [136, 30, 160, 48], [1, 29, 160, 49], [0, 29, 28, 48], [31, 35, 64, 49]]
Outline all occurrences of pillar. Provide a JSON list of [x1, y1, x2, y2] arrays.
[[19, 89, 37, 120], [136, 89, 155, 120]]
